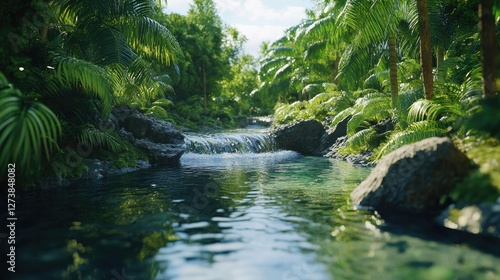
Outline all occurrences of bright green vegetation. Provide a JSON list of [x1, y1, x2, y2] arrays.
[[0, 0, 260, 186], [256, 0, 499, 203]]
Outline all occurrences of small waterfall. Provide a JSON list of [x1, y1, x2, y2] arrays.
[[183, 131, 276, 154]]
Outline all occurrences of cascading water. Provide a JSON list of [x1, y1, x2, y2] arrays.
[[180, 128, 300, 167], [183, 131, 276, 154]]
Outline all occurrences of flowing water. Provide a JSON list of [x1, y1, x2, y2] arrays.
[[4, 129, 500, 280]]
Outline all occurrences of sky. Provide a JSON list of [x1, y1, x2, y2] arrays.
[[162, 0, 315, 57]]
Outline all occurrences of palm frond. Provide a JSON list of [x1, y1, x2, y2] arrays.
[[304, 41, 327, 61], [376, 123, 444, 159], [77, 125, 123, 153], [330, 107, 355, 127], [86, 25, 137, 67], [394, 88, 423, 129], [152, 98, 174, 108], [0, 87, 61, 173], [337, 45, 373, 89], [303, 12, 338, 39], [273, 61, 294, 81], [345, 127, 378, 152], [259, 56, 290, 79], [54, 55, 114, 115], [266, 46, 295, 57], [120, 16, 182, 66]]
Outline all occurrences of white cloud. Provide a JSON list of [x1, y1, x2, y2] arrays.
[[235, 24, 287, 57], [216, 0, 306, 25], [164, 0, 311, 57], [163, 0, 190, 14], [215, 0, 240, 12]]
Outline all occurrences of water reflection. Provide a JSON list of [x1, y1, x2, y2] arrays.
[[7, 154, 500, 280]]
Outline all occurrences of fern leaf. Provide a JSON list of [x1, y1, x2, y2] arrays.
[[376, 129, 444, 159], [77, 126, 123, 153]]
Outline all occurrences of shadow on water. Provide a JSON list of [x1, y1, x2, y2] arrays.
[[2, 133, 500, 279]]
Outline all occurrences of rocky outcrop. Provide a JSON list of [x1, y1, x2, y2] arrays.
[[315, 116, 351, 156], [351, 137, 471, 215], [111, 106, 185, 166], [271, 119, 325, 155], [325, 135, 373, 165], [436, 202, 500, 238]]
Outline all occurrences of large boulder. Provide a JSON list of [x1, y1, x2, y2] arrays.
[[271, 119, 325, 155], [351, 137, 471, 215]]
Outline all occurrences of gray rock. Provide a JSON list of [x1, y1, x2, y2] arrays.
[[124, 111, 151, 139], [437, 202, 500, 238], [145, 118, 184, 144], [271, 119, 325, 155], [134, 139, 184, 166], [351, 137, 471, 215], [315, 115, 351, 155], [111, 106, 186, 166], [113, 106, 184, 144]]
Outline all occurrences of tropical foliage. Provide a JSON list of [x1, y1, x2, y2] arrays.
[[0, 0, 499, 189], [253, 0, 499, 202], [257, 0, 498, 157]]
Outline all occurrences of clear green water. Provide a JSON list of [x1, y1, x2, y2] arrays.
[[6, 152, 500, 280]]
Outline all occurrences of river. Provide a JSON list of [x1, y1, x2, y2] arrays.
[[5, 129, 500, 279]]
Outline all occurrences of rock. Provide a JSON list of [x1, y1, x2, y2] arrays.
[[315, 115, 351, 155], [372, 118, 394, 134], [271, 119, 325, 155], [124, 111, 151, 139], [133, 139, 184, 166], [145, 117, 184, 144], [436, 203, 500, 238], [351, 137, 471, 215], [111, 106, 186, 166]]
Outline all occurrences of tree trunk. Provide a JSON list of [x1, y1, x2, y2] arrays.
[[388, 35, 398, 109], [417, 0, 434, 100], [436, 46, 445, 72], [479, 0, 497, 98], [203, 62, 207, 113]]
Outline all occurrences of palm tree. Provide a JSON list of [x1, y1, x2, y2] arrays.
[[257, 25, 309, 103], [416, 0, 434, 100], [478, 0, 498, 97], [338, 0, 416, 108]]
